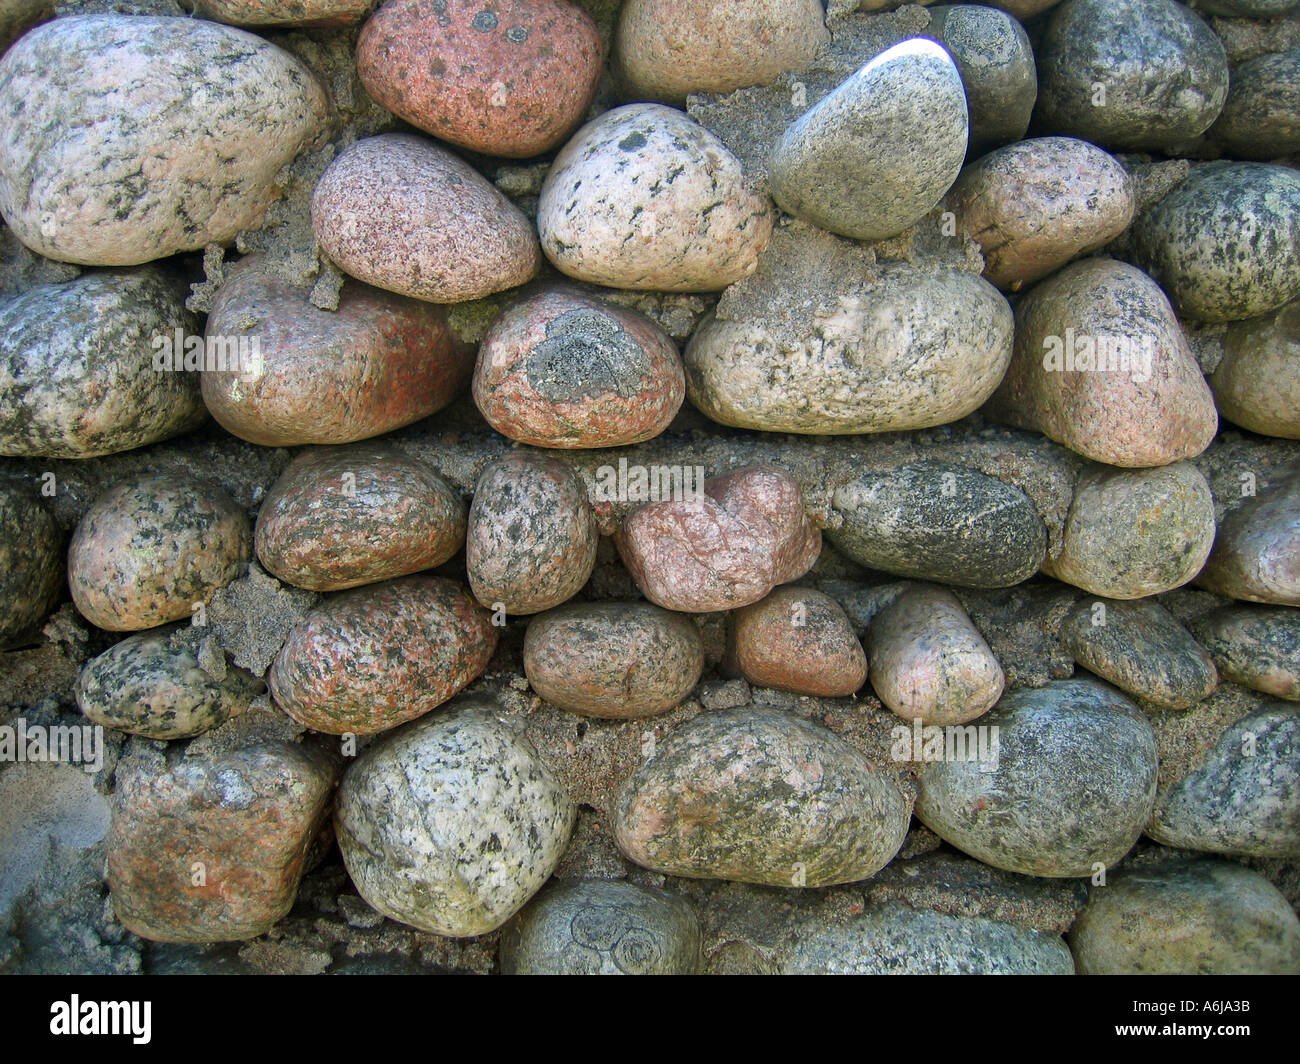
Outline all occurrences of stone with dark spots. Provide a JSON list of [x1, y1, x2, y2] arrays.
[[1197, 467, 1300, 605], [1044, 462, 1216, 599], [866, 584, 1004, 724], [1210, 50, 1300, 160], [107, 736, 337, 942], [1191, 605, 1300, 701], [0, 268, 205, 458], [614, 706, 911, 887], [946, 138, 1134, 292], [500, 879, 703, 974], [467, 453, 597, 615], [255, 443, 466, 592], [68, 474, 251, 632], [76, 626, 263, 740], [267, 575, 496, 735], [0, 15, 330, 265], [730, 587, 867, 698], [827, 463, 1046, 589], [1129, 163, 1300, 323], [1032, 0, 1227, 152], [194, 0, 374, 26], [0, 480, 61, 650], [617, 465, 821, 613], [985, 259, 1217, 468], [335, 698, 575, 936], [357, 0, 602, 158], [1060, 596, 1218, 709], [538, 104, 773, 292], [768, 38, 968, 242], [1070, 858, 1300, 975], [313, 133, 541, 303], [524, 601, 703, 719], [202, 256, 472, 446], [1208, 299, 1300, 440], [473, 288, 684, 448], [916, 678, 1159, 877], [1148, 705, 1300, 856], [923, 5, 1037, 158]]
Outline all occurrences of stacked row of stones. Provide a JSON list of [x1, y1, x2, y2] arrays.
[[0, 0, 1297, 974]]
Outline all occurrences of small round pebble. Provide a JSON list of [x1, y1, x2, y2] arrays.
[[1208, 300, 1300, 439], [0, 481, 61, 649], [1196, 469, 1300, 606], [538, 103, 773, 292], [473, 287, 684, 448], [268, 575, 497, 735], [524, 601, 704, 718], [466, 453, 597, 615], [335, 698, 576, 936], [68, 474, 251, 632], [500, 879, 703, 975], [731, 587, 867, 698], [1191, 605, 1300, 701], [255, 443, 466, 592], [357, 0, 602, 158], [313, 133, 541, 303]]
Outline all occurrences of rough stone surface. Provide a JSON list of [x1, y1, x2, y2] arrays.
[[769, 38, 968, 242], [255, 443, 466, 592], [538, 103, 774, 291], [916, 678, 1159, 877], [1070, 858, 1300, 974], [614, 706, 911, 886], [357, 0, 603, 158], [68, 474, 252, 632], [1197, 467, 1300, 605], [268, 575, 497, 735], [202, 256, 472, 447], [1043, 462, 1216, 599], [334, 699, 575, 936], [828, 463, 1047, 588], [466, 452, 598, 614], [524, 601, 703, 718], [500, 878, 703, 974], [946, 138, 1134, 292], [473, 287, 684, 448], [617, 465, 821, 612], [313, 133, 541, 303], [1210, 49, 1300, 159], [1129, 162, 1300, 324], [0, 15, 330, 265], [730, 586, 867, 697], [194, 0, 373, 25], [1208, 300, 1300, 439], [1192, 605, 1300, 701], [0, 481, 61, 650], [866, 584, 1005, 724]]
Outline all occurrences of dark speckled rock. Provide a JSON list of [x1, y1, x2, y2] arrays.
[[916, 678, 1158, 877], [1033, 0, 1227, 152], [1130, 163, 1300, 323], [1060, 597, 1218, 709], [76, 626, 263, 740], [500, 879, 703, 975], [67, 474, 252, 632], [614, 706, 911, 887], [1191, 605, 1300, 701], [1194, 0, 1300, 15], [1210, 50, 1300, 160], [335, 698, 575, 936], [0, 269, 205, 458], [268, 575, 497, 735], [467, 452, 597, 615], [828, 462, 1046, 589], [0, 480, 61, 649], [255, 442, 466, 592]]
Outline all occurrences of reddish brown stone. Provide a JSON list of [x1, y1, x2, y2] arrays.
[[107, 738, 337, 942], [312, 133, 541, 303], [68, 474, 251, 632], [466, 452, 597, 614], [473, 287, 684, 448], [730, 586, 866, 697], [255, 442, 466, 591], [524, 601, 704, 718], [357, 0, 602, 159], [268, 574, 497, 734], [195, 0, 372, 26], [201, 256, 472, 446], [617, 465, 821, 612]]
